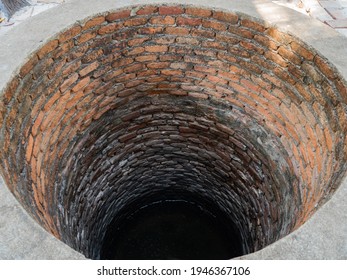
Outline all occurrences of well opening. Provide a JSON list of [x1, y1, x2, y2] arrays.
[[0, 4, 347, 259]]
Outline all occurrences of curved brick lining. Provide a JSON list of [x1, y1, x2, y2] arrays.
[[0, 1, 347, 259]]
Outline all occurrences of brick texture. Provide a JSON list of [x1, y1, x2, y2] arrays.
[[0, 4, 346, 260]]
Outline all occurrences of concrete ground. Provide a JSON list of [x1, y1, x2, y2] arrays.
[[0, 0, 347, 259]]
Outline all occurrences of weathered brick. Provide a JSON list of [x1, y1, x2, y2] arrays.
[[241, 18, 266, 32], [202, 19, 228, 31], [212, 11, 238, 24], [58, 26, 82, 43], [264, 50, 287, 67], [185, 7, 212, 17], [290, 41, 315, 61], [123, 47, 145, 56], [176, 36, 200, 45], [20, 55, 39, 77], [145, 45, 169, 53], [98, 22, 123, 35], [165, 26, 190, 35], [124, 17, 148, 27], [60, 73, 79, 92], [159, 6, 184, 15], [106, 10, 131, 22], [81, 49, 103, 64], [77, 30, 98, 44], [176, 16, 202, 26], [37, 40, 59, 59], [82, 16, 106, 30], [79, 61, 99, 77], [138, 26, 164, 34], [72, 77, 90, 92], [278, 46, 302, 65], [150, 16, 175, 25], [136, 6, 158, 15], [161, 69, 183, 76], [314, 55, 337, 80], [135, 54, 158, 62]]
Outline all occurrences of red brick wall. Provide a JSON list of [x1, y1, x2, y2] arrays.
[[0, 5, 346, 258]]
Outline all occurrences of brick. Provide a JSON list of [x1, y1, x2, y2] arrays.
[[123, 17, 148, 27], [191, 28, 215, 38], [176, 36, 200, 45], [273, 67, 297, 85], [62, 60, 81, 76], [103, 68, 123, 81], [184, 7, 211, 17], [217, 51, 237, 63], [25, 134, 34, 162], [176, 17, 202, 26], [202, 19, 228, 31], [202, 41, 226, 50], [266, 27, 293, 45], [67, 44, 89, 62], [32, 58, 54, 80], [58, 26, 82, 43], [145, 45, 168, 53], [314, 55, 337, 80], [123, 63, 144, 73], [114, 73, 136, 83], [60, 73, 79, 92], [290, 41, 315, 61], [228, 25, 254, 39], [212, 11, 238, 24], [170, 62, 188, 70], [37, 40, 59, 59], [106, 10, 131, 22], [79, 61, 99, 77], [240, 41, 264, 54], [52, 40, 74, 59], [77, 30, 98, 44], [135, 54, 158, 62], [216, 33, 239, 44], [44, 90, 61, 112], [278, 46, 302, 65], [150, 16, 175, 25], [72, 77, 90, 92], [82, 16, 106, 30], [128, 37, 149, 47], [207, 75, 228, 85], [123, 47, 145, 56], [81, 49, 103, 64], [112, 57, 134, 68], [47, 59, 66, 80], [159, 6, 184, 15], [264, 50, 287, 67], [324, 127, 333, 152], [138, 26, 164, 34], [136, 6, 158, 15], [240, 18, 266, 32], [20, 55, 39, 77], [98, 22, 123, 35], [188, 92, 209, 99], [165, 26, 190, 35], [161, 69, 183, 76], [154, 37, 176, 45], [335, 79, 347, 103]]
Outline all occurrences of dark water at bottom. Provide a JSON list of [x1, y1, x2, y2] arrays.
[[101, 200, 243, 260]]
